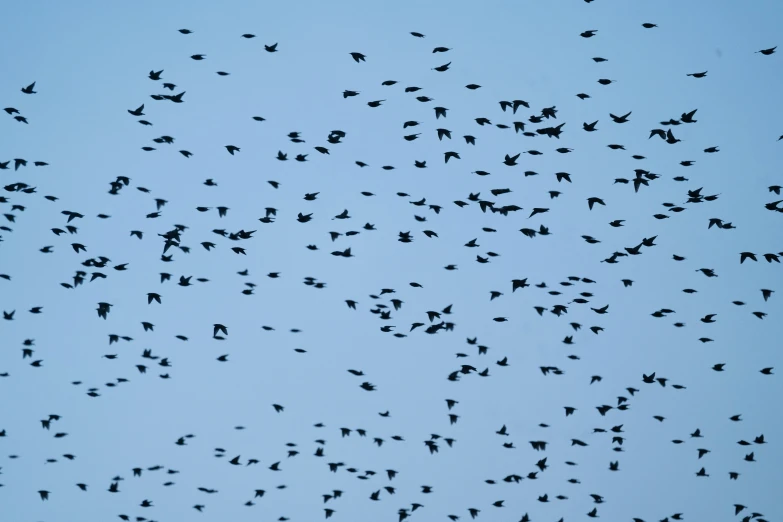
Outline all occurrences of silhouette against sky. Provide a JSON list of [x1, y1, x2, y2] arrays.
[[1, 1, 781, 521]]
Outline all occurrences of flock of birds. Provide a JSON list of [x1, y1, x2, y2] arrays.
[[1, 8, 781, 522]]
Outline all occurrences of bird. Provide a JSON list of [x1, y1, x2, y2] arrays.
[[587, 197, 606, 210], [610, 111, 632, 123]]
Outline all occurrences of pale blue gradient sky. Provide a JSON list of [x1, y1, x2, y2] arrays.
[[1, 1, 781, 521]]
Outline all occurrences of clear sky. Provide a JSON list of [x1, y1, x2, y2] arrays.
[[1, 0, 781, 521]]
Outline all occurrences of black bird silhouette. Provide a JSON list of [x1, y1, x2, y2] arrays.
[[610, 111, 632, 123]]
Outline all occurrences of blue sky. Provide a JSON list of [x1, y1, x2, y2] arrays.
[[1, 0, 781, 521]]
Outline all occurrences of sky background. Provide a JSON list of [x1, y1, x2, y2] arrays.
[[1, 0, 782, 521]]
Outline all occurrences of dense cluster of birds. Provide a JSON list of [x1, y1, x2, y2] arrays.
[[1, 6, 781, 522]]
